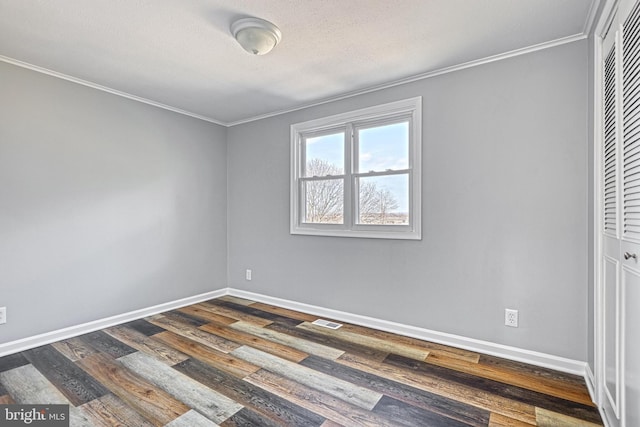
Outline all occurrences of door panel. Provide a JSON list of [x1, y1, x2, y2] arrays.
[[621, 2, 640, 424], [603, 252, 620, 420], [623, 265, 640, 427], [600, 9, 622, 426]]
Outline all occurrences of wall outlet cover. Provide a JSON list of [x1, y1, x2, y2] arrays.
[[505, 308, 518, 328]]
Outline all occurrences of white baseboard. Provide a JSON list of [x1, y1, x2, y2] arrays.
[[0, 286, 590, 383], [0, 289, 226, 357], [228, 288, 589, 377]]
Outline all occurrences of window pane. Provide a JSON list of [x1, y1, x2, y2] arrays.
[[303, 179, 344, 224], [358, 122, 408, 172], [304, 132, 344, 177], [357, 174, 408, 225]]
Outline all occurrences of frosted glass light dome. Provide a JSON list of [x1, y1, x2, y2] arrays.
[[231, 18, 282, 55]]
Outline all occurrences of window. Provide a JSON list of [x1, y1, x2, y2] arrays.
[[290, 97, 422, 239]]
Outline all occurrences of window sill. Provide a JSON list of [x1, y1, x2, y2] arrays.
[[290, 226, 421, 240]]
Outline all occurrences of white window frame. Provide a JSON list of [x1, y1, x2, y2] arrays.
[[290, 97, 422, 240]]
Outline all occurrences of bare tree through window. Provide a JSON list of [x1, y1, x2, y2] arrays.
[[304, 159, 405, 224], [304, 159, 343, 223], [358, 182, 400, 224]]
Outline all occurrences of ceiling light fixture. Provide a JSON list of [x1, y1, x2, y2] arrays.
[[231, 17, 282, 56]]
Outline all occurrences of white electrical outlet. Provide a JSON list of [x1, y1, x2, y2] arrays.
[[505, 309, 518, 327], [246, 269, 252, 281], [0, 307, 6, 325]]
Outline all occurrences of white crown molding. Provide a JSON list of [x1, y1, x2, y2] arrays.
[[0, 289, 226, 357], [3, 30, 588, 128], [0, 55, 225, 126], [584, 0, 603, 36], [227, 288, 589, 377], [227, 33, 588, 127]]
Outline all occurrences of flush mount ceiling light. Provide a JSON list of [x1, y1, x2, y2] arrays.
[[231, 17, 282, 56]]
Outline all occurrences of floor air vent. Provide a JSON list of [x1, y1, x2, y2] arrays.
[[312, 319, 343, 329]]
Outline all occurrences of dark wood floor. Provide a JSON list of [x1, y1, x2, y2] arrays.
[[0, 296, 602, 426]]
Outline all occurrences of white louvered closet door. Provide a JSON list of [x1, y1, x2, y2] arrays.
[[599, 0, 640, 426], [600, 16, 622, 426], [620, 1, 640, 426]]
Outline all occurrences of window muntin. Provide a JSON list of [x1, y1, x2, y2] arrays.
[[291, 97, 421, 239]]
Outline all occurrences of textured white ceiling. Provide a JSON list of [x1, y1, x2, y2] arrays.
[[0, 0, 596, 125]]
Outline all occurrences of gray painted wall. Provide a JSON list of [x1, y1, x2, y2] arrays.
[[0, 61, 227, 343], [1, 39, 592, 363], [228, 41, 589, 360]]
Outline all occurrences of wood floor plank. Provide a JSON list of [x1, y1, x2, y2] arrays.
[[0, 352, 29, 372], [152, 331, 260, 378], [266, 322, 388, 362], [373, 395, 473, 427], [210, 300, 304, 327], [104, 325, 189, 365], [427, 352, 594, 406], [217, 295, 256, 306], [119, 351, 243, 423], [231, 345, 383, 410], [340, 323, 481, 363], [300, 354, 490, 426], [165, 409, 221, 427], [23, 345, 109, 406], [220, 407, 285, 427], [535, 407, 603, 427], [337, 352, 538, 424], [0, 363, 98, 427], [52, 337, 99, 361], [77, 352, 189, 426], [489, 412, 534, 426], [0, 364, 65, 404], [246, 368, 397, 427], [80, 393, 155, 427], [297, 321, 430, 361], [174, 357, 325, 427], [163, 310, 210, 327], [232, 321, 345, 360], [77, 330, 137, 359], [198, 302, 274, 326], [178, 305, 239, 325], [147, 314, 241, 353], [122, 319, 166, 337], [248, 302, 320, 323], [199, 322, 309, 362]]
